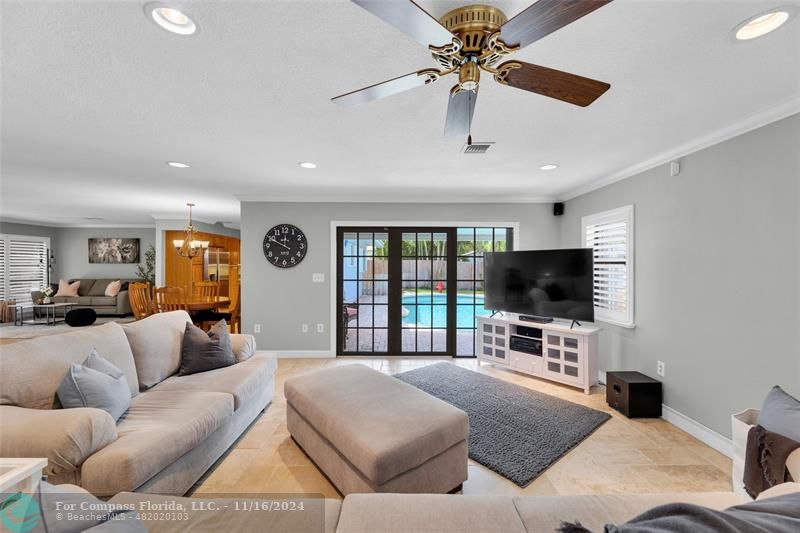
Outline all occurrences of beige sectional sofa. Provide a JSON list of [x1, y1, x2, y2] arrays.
[[83, 482, 800, 532], [0, 311, 276, 496], [52, 277, 135, 316]]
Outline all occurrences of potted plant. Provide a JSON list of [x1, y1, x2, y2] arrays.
[[36, 286, 55, 304]]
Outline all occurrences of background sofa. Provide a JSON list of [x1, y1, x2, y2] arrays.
[[0, 310, 276, 496], [51, 278, 135, 316]]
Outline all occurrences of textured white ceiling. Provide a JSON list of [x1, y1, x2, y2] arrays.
[[1, 0, 799, 226]]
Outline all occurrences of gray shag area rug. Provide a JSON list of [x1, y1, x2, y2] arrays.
[[394, 362, 610, 487]]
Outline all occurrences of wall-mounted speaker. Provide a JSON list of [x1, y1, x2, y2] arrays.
[[553, 202, 564, 216]]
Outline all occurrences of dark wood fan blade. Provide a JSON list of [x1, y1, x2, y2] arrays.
[[444, 87, 478, 137], [495, 61, 609, 107], [500, 0, 613, 49], [332, 69, 440, 107], [352, 0, 455, 48]]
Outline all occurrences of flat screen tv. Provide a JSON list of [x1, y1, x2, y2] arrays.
[[484, 249, 594, 322]]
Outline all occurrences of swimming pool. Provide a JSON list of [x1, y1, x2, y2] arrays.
[[402, 293, 489, 328]]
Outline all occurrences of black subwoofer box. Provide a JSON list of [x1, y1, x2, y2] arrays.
[[606, 371, 662, 418]]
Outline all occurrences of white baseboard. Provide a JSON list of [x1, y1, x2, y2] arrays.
[[661, 404, 733, 458], [273, 350, 335, 359]]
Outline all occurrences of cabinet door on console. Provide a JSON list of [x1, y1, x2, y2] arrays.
[[544, 333, 583, 385]]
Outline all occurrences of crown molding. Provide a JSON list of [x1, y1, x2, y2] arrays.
[[0, 217, 155, 229], [560, 97, 800, 202], [235, 194, 556, 204]]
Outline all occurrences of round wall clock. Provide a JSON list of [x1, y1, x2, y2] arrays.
[[263, 224, 308, 268]]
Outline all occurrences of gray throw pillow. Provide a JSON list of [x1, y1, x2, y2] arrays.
[[57, 349, 131, 421], [757, 386, 800, 443], [179, 320, 235, 375]]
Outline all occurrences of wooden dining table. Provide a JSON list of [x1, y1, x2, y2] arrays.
[[185, 296, 230, 312]]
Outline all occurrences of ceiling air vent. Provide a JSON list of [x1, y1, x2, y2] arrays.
[[462, 142, 495, 154]]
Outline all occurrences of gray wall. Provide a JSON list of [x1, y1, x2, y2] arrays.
[[0, 221, 57, 241], [52, 227, 156, 280], [0, 221, 156, 282], [559, 114, 800, 437], [241, 202, 560, 352]]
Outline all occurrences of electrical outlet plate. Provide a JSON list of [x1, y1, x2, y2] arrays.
[[254, 324, 261, 334], [656, 361, 665, 377], [302, 324, 308, 333], [316, 323, 324, 333]]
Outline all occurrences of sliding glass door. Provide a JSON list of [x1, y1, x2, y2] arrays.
[[337, 226, 513, 356]]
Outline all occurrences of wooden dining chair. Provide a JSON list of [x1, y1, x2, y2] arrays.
[[193, 281, 219, 299], [221, 288, 240, 333], [154, 286, 189, 313], [129, 282, 154, 320]]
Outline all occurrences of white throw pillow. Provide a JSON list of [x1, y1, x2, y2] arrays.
[[105, 280, 121, 297], [55, 279, 80, 297]]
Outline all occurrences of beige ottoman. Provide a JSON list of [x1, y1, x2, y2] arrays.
[[285, 364, 469, 495]]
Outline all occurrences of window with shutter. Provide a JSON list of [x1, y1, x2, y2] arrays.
[[0, 239, 6, 301], [0, 234, 50, 305], [581, 206, 634, 328]]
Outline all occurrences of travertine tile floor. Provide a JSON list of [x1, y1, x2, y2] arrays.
[[194, 357, 732, 498]]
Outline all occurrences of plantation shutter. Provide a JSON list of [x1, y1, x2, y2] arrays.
[[582, 206, 634, 328], [0, 239, 6, 300], [2, 235, 49, 305]]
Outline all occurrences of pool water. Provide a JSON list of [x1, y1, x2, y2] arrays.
[[402, 294, 489, 328]]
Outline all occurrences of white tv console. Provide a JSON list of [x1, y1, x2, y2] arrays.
[[476, 315, 600, 394]]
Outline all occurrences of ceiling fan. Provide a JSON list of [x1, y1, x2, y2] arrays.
[[332, 0, 613, 139]]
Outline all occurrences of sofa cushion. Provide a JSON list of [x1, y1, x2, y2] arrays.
[[38, 482, 146, 532], [122, 310, 191, 389], [0, 405, 118, 480], [80, 390, 234, 495], [758, 386, 800, 443], [57, 349, 131, 421], [88, 279, 114, 296], [512, 493, 746, 533], [78, 296, 93, 305], [56, 279, 81, 297], [154, 353, 277, 411], [336, 494, 525, 533], [90, 296, 117, 306], [179, 320, 235, 376], [0, 322, 139, 408], [284, 364, 469, 485], [52, 295, 78, 304], [109, 493, 341, 533], [105, 280, 122, 297], [230, 333, 256, 363], [75, 279, 95, 296]]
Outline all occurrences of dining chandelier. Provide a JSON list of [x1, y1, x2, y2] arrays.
[[172, 203, 209, 259]]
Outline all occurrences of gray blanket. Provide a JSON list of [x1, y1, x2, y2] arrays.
[[559, 493, 800, 533], [607, 493, 800, 533]]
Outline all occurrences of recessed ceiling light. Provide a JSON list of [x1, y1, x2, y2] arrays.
[[540, 164, 559, 171], [166, 161, 190, 168], [735, 10, 790, 40], [147, 4, 197, 35], [298, 162, 317, 169]]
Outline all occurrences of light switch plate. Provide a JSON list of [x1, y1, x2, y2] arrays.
[[254, 324, 261, 334], [312, 273, 325, 283]]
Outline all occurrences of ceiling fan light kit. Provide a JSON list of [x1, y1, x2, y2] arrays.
[[333, 1, 614, 141]]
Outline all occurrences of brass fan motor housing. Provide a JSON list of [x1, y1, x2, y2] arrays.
[[439, 4, 507, 52], [431, 4, 515, 71]]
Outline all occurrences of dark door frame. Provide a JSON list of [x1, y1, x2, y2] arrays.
[[336, 226, 457, 357]]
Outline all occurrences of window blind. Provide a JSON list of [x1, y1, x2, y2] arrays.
[[0, 239, 6, 301], [0, 235, 49, 305], [582, 206, 634, 328]]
